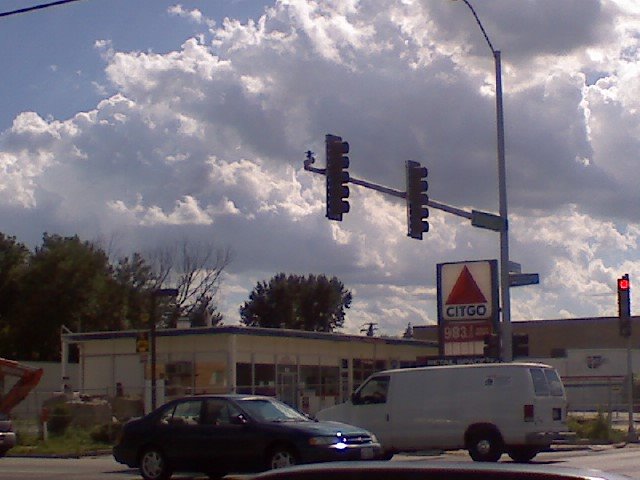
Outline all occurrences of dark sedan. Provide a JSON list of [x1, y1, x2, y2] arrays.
[[113, 394, 382, 480], [0, 413, 16, 457]]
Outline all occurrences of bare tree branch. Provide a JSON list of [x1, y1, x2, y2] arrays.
[[144, 239, 233, 326]]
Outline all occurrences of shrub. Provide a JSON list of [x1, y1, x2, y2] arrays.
[[48, 404, 72, 436], [89, 421, 122, 444], [568, 409, 625, 442]]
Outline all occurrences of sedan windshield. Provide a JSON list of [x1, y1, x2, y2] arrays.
[[237, 398, 309, 423]]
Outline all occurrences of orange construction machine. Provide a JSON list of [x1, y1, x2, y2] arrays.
[[0, 357, 43, 415]]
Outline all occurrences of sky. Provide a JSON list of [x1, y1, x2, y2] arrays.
[[0, 0, 639, 336]]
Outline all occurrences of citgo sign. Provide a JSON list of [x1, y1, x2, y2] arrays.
[[437, 260, 498, 322], [437, 260, 499, 357]]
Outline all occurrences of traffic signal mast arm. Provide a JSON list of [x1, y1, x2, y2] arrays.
[[304, 150, 497, 225]]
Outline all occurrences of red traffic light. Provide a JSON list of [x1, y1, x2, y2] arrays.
[[618, 277, 630, 291]]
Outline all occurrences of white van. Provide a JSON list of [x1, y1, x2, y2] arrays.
[[316, 362, 567, 463]]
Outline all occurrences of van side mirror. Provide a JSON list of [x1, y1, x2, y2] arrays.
[[351, 392, 361, 405]]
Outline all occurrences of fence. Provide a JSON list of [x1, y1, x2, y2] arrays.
[[563, 375, 629, 413]]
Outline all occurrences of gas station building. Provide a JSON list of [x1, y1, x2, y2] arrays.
[[62, 326, 437, 415]]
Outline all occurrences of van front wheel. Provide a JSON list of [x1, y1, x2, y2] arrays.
[[507, 447, 539, 463], [468, 430, 503, 462]]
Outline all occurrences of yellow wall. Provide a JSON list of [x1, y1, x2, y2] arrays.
[[71, 328, 436, 403]]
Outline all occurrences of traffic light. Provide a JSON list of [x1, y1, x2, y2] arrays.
[[325, 134, 350, 221], [406, 160, 429, 239], [618, 274, 631, 337], [512, 334, 529, 358], [483, 334, 500, 359]]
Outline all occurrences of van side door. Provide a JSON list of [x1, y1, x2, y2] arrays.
[[350, 375, 393, 449]]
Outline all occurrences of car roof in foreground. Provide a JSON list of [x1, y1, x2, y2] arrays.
[[167, 394, 275, 402], [249, 461, 632, 480]]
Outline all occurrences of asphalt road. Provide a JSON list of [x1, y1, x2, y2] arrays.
[[1, 446, 639, 480]]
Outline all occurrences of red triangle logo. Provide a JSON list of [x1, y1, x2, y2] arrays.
[[445, 266, 487, 304]]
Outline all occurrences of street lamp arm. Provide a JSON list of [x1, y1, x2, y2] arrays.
[[457, 0, 496, 54]]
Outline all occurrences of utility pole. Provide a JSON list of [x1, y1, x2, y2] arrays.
[[618, 275, 636, 442], [150, 288, 179, 411], [361, 322, 378, 337]]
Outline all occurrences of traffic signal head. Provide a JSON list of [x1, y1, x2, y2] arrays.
[[618, 274, 631, 337], [512, 333, 529, 358], [406, 160, 429, 239], [618, 276, 630, 292], [483, 333, 500, 359], [326, 134, 350, 221]]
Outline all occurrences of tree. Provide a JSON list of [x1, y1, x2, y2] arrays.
[[0, 234, 30, 350], [403, 323, 414, 339], [5, 234, 118, 360], [144, 239, 231, 327], [240, 273, 352, 332], [111, 253, 157, 330], [0, 232, 232, 360]]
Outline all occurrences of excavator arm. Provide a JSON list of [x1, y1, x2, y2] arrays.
[[0, 358, 44, 415]]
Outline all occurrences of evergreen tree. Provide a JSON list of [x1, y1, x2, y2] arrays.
[[240, 273, 351, 332]]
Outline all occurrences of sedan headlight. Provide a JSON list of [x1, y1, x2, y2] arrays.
[[369, 433, 378, 444], [309, 436, 348, 449]]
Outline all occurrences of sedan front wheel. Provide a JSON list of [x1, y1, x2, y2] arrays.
[[267, 446, 297, 470]]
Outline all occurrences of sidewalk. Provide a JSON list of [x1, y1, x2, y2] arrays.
[[551, 439, 640, 452]]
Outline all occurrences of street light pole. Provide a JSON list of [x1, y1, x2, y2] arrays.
[[455, 0, 512, 361]]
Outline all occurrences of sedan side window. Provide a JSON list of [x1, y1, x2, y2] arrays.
[[172, 400, 203, 425], [204, 399, 227, 425], [159, 406, 176, 425], [204, 399, 245, 426]]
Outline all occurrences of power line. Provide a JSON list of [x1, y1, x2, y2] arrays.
[[0, 0, 86, 18]]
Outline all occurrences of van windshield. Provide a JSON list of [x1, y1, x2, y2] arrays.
[[354, 376, 390, 405]]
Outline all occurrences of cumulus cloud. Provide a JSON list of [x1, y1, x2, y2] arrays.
[[0, 0, 638, 334]]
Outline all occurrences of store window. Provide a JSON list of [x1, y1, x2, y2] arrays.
[[165, 361, 194, 396], [300, 365, 319, 395], [320, 366, 339, 396], [236, 363, 252, 393], [236, 363, 276, 395], [352, 359, 386, 389], [254, 364, 276, 396]]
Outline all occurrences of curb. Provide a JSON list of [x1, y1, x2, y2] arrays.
[[7, 449, 112, 459], [9, 443, 640, 459]]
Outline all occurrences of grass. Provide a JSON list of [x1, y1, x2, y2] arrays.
[[9, 424, 113, 457], [6, 410, 628, 456], [567, 410, 627, 443]]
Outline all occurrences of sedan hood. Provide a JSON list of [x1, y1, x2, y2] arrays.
[[273, 419, 371, 437]]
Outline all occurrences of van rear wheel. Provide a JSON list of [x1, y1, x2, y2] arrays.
[[468, 429, 503, 462], [508, 447, 539, 463], [379, 451, 394, 461]]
